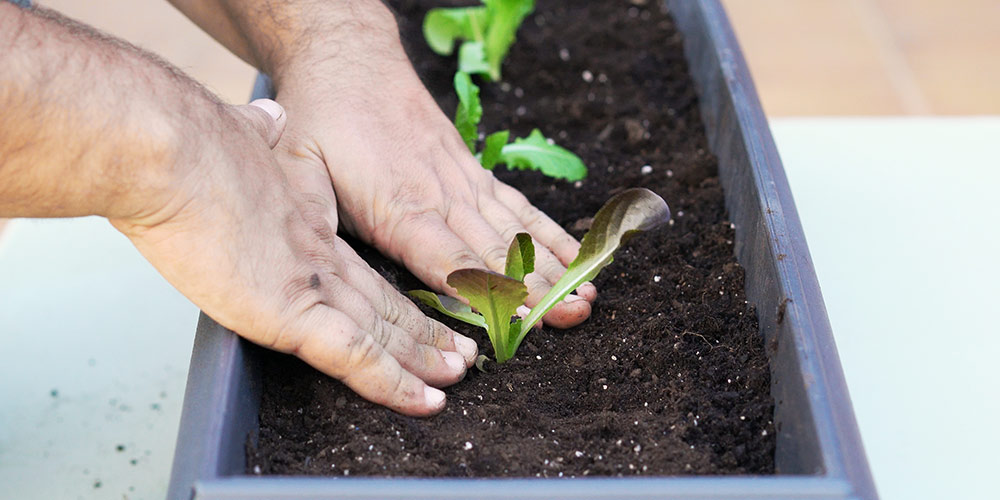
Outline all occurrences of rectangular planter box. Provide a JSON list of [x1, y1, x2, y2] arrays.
[[167, 1, 877, 498]]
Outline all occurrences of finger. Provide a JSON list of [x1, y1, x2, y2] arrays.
[[476, 198, 570, 286], [294, 305, 446, 416], [240, 99, 287, 148], [312, 268, 467, 387], [447, 202, 589, 328], [332, 239, 479, 366], [446, 204, 518, 273], [492, 181, 597, 302], [385, 211, 487, 295]]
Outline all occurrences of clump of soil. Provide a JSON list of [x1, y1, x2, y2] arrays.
[[248, 0, 775, 477]]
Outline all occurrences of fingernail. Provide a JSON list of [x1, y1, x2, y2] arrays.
[[516, 305, 531, 318], [249, 98, 284, 122], [577, 282, 596, 294], [454, 335, 478, 361], [563, 294, 586, 303], [443, 351, 467, 374], [425, 386, 446, 409]]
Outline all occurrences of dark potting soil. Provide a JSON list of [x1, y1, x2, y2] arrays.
[[248, 0, 775, 477]]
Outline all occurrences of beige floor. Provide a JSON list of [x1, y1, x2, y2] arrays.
[[721, 0, 1000, 115]]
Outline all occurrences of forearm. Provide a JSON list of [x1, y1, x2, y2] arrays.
[[0, 4, 220, 220], [167, 0, 410, 91]]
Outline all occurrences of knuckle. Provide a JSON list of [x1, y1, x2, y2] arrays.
[[518, 203, 545, 227], [345, 332, 382, 371], [446, 249, 483, 272], [424, 320, 445, 347], [381, 289, 403, 325], [497, 222, 526, 242], [481, 245, 509, 268]]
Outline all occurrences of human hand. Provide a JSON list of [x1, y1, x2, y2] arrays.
[[111, 100, 477, 416], [271, 54, 597, 329]]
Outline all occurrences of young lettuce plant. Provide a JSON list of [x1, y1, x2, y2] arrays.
[[453, 71, 587, 181], [410, 188, 671, 363], [423, 0, 535, 81]]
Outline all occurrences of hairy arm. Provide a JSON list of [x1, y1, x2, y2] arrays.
[[0, 3, 472, 416], [0, 3, 220, 221]]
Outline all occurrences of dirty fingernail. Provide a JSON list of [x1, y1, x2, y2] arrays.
[[424, 386, 446, 409], [454, 335, 478, 362], [442, 351, 467, 374]]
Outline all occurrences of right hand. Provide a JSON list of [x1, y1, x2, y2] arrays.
[[110, 99, 477, 416]]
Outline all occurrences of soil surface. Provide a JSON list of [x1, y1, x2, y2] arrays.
[[249, 0, 775, 477]]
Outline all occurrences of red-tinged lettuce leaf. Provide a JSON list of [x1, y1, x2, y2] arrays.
[[447, 268, 527, 363], [518, 188, 670, 337]]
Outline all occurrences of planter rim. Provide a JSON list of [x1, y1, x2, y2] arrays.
[[196, 476, 855, 499], [668, 1, 874, 496]]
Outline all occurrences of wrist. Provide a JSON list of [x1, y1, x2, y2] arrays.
[[264, 1, 406, 91]]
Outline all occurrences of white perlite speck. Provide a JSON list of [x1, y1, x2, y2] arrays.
[[464, 441, 474, 450], [582, 70, 594, 82], [653, 275, 661, 282], [640, 165, 653, 174]]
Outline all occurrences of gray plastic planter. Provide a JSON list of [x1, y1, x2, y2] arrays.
[[167, 1, 877, 499]]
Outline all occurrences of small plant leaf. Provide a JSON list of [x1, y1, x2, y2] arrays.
[[458, 41, 492, 76], [408, 290, 487, 329], [423, 7, 488, 56], [504, 232, 535, 281], [479, 130, 509, 170], [453, 72, 483, 153], [447, 269, 528, 363], [499, 129, 587, 181], [483, 0, 536, 80], [518, 188, 670, 337]]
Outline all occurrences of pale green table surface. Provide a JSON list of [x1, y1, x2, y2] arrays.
[[0, 117, 996, 500]]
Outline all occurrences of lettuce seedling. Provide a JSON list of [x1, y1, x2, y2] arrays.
[[453, 72, 587, 181], [410, 188, 670, 363], [424, 0, 535, 81]]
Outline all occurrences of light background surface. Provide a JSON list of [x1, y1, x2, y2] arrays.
[[2, 1, 999, 499]]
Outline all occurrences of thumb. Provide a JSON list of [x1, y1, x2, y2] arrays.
[[237, 99, 287, 149]]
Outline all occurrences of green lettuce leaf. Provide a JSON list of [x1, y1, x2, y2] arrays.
[[408, 290, 487, 329], [458, 41, 492, 76], [504, 232, 534, 281], [498, 129, 587, 181], [482, 0, 536, 80], [447, 269, 528, 363], [518, 188, 670, 338], [453, 72, 483, 153], [423, 6, 488, 56], [479, 130, 510, 170]]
